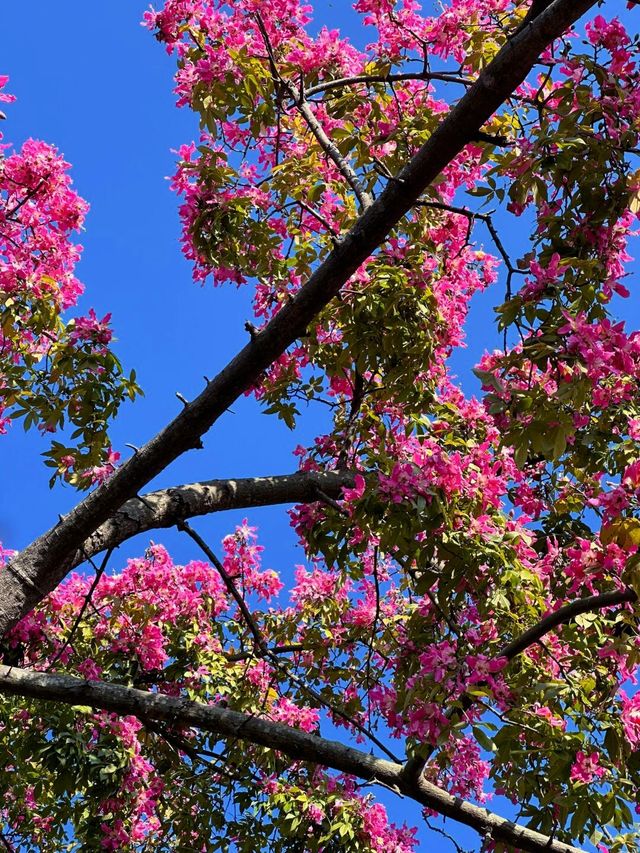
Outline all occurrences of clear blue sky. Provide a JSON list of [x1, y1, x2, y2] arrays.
[[1, 2, 638, 850]]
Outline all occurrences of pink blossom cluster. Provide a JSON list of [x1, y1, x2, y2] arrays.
[[222, 519, 284, 600], [0, 76, 126, 464], [0, 138, 87, 308], [570, 750, 607, 785], [354, 0, 511, 62]]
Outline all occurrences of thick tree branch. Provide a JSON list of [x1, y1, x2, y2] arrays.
[[0, 0, 601, 636], [0, 665, 584, 853], [76, 470, 353, 566]]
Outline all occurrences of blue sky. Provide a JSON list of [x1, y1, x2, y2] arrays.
[[1, 2, 639, 850]]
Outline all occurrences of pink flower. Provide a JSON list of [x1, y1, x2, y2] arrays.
[[570, 751, 606, 785], [620, 692, 640, 749], [306, 803, 324, 825], [69, 309, 113, 347], [465, 654, 507, 684], [77, 658, 103, 680], [533, 705, 566, 731], [342, 474, 366, 503]]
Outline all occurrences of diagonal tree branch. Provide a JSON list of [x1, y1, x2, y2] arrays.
[[403, 587, 639, 781], [76, 470, 354, 567], [500, 588, 638, 660], [0, 0, 602, 636], [0, 664, 585, 853]]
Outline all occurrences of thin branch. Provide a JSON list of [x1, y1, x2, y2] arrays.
[[303, 70, 473, 99], [178, 520, 267, 654], [424, 818, 473, 853], [45, 548, 114, 671], [296, 199, 341, 239], [254, 13, 372, 210], [0, 665, 586, 853], [293, 102, 374, 211], [224, 643, 306, 663], [403, 586, 638, 780], [416, 200, 523, 282], [500, 588, 637, 661], [178, 520, 401, 763]]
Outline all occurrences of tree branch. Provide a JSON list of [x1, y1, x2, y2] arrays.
[[177, 519, 401, 762], [403, 586, 639, 780], [0, 0, 601, 637], [76, 471, 354, 566], [499, 588, 637, 661], [0, 665, 585, 853], [304, 71, 473, 99], [254, 12, 373, 210]]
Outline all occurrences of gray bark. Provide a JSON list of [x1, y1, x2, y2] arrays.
[[0, 664, 585, 853], [76, 470, 353, 566]]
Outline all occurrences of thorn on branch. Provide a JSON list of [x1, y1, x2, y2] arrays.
[[245, 321, 260, 341], [481, 830, 494, 852], [125, 443, 140, 454], [368, 776, 403, 797], [176, 392, 190, 407]]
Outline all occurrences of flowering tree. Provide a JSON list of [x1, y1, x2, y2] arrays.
[[1, 0, 640, 850]]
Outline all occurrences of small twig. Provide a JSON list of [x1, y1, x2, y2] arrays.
[[178, 520, 267, 654], [297, 199, 341, 240], [46, 548, 114, 671], [177, 519, 401, 762], [224, 643, 306, 663], [415, 200, 522, 280], [254, 13, 372, 211], [364, 546, 382, 728], [5, 177, 48, 221], [361, 775, 403, 796], [425, 818, 472, 853]]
